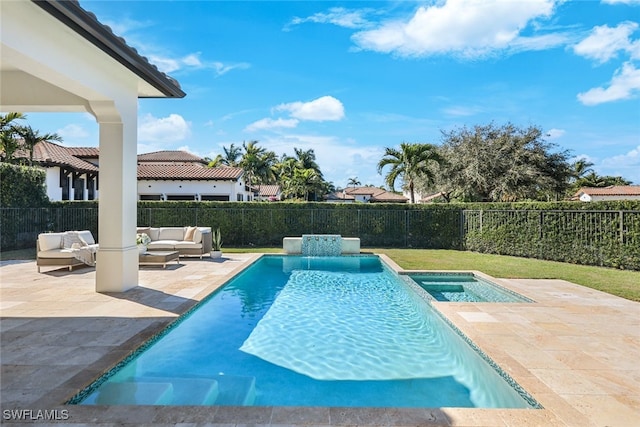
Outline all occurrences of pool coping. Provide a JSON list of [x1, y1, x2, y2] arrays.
[[1, 253, 638, 426]]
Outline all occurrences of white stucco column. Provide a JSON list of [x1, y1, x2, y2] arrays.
[[93, 100, 139, 292]]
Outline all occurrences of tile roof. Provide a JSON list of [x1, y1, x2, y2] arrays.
[[65, 147, 100, 158], [576, 186, 640, 196], [325, 192, 356, 201], [14, 143, 243, 181], [370, 192, 408, 202], [31, 141, 98, 173], [137, 164, 243, 181], [328, 187, 408, 203], [137, 150, 207, 163], [343, 186, 408, 202], [257, 185, 281, 197], [344, 186, 384, 196]]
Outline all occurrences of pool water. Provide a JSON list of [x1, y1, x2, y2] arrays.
[[72, 256, 538, 408], [409, 274, 533, 303]]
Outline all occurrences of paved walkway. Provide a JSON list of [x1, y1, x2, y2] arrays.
[[1, 254, 638, 426]]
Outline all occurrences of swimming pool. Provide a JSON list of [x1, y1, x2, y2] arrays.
[[70, 255, 539, 408]]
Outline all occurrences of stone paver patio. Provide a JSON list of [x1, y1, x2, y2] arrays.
[[1, 254, 638, 426]]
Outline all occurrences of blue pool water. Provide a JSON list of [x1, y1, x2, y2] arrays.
[[72, 255, 538, 408]]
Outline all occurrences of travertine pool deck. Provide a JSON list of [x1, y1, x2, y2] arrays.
[[1, 254, 638, 426]]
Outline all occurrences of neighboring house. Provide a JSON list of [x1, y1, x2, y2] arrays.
[[573, 186, 640, 202], [8, 141, 101, 201], [137, 150, 253, 201], [13, 143, 254, 202], [254, 184, 282, 202], [325, 186, 408, 203]]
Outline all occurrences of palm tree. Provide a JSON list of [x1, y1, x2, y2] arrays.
[[347, 177, 361, 187], [377, 142, 444, 204], [239, 141, 278, 199], [294, 148, 323, 179], [15, 125, 62, 166], [0, 112, 26, 163], [0, 112, 26, 132], [221, 143, 242, 166], [571, 159, 594, 182], [240, 140, 265, 189], [289, 168, 323, 201]]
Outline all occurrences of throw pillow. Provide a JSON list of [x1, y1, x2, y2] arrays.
[[184, 226, 197, 241]]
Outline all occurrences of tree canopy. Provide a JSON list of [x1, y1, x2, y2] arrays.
[[436, 123, 573, 202]]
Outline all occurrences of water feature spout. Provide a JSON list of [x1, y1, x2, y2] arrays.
[[301, 234, 342, 256]]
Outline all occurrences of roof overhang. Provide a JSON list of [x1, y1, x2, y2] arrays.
[[1, 0, 184, 114], [33, 0, 184, 98]]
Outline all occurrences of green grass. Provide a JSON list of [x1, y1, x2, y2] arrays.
[[4, 246, 638, 301], [367, 248, 640, 302]]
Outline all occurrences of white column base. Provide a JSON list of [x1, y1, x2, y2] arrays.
[[96, 246, 139, 293]]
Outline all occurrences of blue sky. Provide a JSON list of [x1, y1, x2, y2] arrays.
[[23, 0, 640, 188]]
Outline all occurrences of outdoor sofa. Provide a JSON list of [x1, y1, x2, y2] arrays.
[[136, 226, 212, 258], [36, 230, 98, 273]]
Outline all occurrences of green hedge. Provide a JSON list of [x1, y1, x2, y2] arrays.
[[2, 200, 638, 270], [137, 201, 464, 249], [0, 163, 49, 207], [462, 201, 640, 270]]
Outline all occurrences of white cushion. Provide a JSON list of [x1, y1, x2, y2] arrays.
[[38, 233, 63, 251], [37, 248, 76, 259], [158, 227, 185, 241], [148, 241, 178, 250], [149, 228, 160, 241], [174, 241, 203, 249]]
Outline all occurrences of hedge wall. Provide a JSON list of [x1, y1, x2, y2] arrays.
[[461, 201, 640, 270], [137, 201, 464, 249], [2, 199, 638, 270]]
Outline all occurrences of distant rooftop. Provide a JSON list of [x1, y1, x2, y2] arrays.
[[138, 150, 207, 164], [576, 186, 640, 196]]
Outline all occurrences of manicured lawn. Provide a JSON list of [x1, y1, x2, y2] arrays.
[[3, 246, 638, 302], [367, 248, 640, 302]]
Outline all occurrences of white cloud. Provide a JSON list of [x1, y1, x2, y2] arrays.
[[286, 7, 374, 30], [275, 96, 345, 121], [546, 128, 566, 139], [577, 62, 640, 105], [56, 124, 90, 140], [351, 0, 559, 58], [599, 144, 640, 183], [138, 113, 191, 143], [244, 118, 300, 132], [147, 52, 250, 76], [573, 22, 639, 64], [442, 105, 484, 117], [211, 61, 251, 76], [602, 0, 640, 4]]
